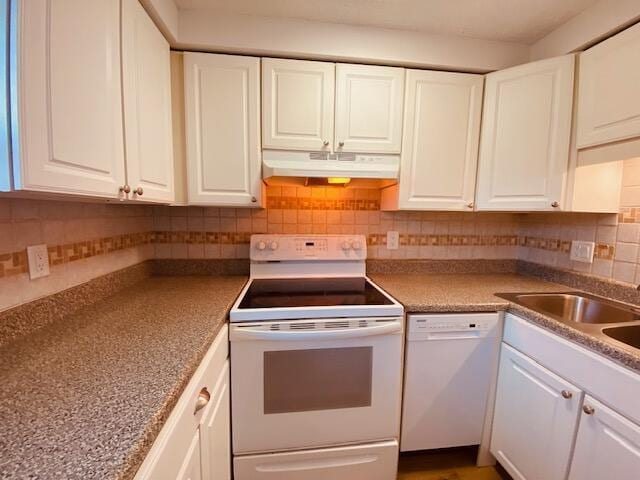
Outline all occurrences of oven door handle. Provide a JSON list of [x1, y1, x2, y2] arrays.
[[231, 321, 402, 341]]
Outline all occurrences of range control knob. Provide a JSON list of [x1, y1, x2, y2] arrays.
[[269, 241, 279, 251], [341, 241, 351, 251], [352, 240, 362, 250], [256, 241, 267, 251]]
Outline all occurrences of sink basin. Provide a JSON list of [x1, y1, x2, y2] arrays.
[[603, 325, 640, 350], [497, 291, 640, 352], [512, 293, 640, 324]]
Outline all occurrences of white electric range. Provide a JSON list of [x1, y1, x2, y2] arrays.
[[229, 234, 404, 480]]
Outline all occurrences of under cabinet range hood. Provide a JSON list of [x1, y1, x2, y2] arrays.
[[262, 150, 399, 188]]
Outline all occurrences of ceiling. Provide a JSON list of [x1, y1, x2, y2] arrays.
[[174, 0, 600, 44]]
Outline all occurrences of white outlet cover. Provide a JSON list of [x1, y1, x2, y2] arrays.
[[570, 240, 595, 264], [27, 244, 50, 279], [387, 231, 399, 250]]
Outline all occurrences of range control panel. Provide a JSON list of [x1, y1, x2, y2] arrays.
[[250, 235, 367, 261]]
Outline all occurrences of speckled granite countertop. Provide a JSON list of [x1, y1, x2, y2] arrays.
[[370, 273, 568, 312], [0, 275, 248, 480], [370, 273, 640, 373]]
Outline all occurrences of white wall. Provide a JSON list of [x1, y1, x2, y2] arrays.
[[530, 0, 640, 60], [175, 10, 529, 73]]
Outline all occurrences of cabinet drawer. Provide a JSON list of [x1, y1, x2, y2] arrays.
[[134, 325, 228, 479]]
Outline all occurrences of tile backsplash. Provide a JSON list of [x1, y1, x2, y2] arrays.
[[2, 159, 640, 312], [0, 199, 153, 311]]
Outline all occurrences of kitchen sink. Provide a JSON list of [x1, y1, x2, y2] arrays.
[[603, 325, 640, 350], [497, 291, 640, 352], [508, 293, 640, 324]]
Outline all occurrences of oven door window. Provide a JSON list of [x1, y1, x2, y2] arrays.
[[263, 346, 373, 414]]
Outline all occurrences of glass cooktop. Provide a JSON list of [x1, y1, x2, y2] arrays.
[[237, 277, 394, 309]]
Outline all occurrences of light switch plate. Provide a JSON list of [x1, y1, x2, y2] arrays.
[[27, 244, 50, 279], [387, 231, 399, 250], [570, 240, 595, 264]]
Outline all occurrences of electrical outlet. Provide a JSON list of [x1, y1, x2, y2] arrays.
[[570, 240, 595, 264], [387, 231, 399, 250], [27, 244, 50, 279]]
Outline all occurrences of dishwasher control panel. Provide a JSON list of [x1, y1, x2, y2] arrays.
[[407, 313, 499, 339]]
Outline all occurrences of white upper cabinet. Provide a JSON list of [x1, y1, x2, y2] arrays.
[[385, 69, 483, 210], [335, 63, 405, 154], [577, 23, 640, 149], [569, 395, 640, 480], [184, 53, 262, 207], [491, 343, 582, 480], [122, 0, 174, 203], [14, 0, 126, 198], [476, 55, 574, 211], [262, 58, 334, 152]]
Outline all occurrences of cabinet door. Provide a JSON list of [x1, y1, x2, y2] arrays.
[[184, 53, 262, 206], [262, 58, 334, 151], [490, 343, 582, 480], [200, 361, 230, 480], [398, 70, 483, 210], [15, 0, 125, 198], [335, 64, 405, 154], [476, 55, 574, 211], [122, 0, 174, 203], [177, 430, 203, 480], [568, 395, 640, 480], [577, 23, 640, 148]]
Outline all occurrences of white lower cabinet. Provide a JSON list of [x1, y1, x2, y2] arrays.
[[135, 326, 230, 480], [177, 430, 203, 480], [490, 343, 582, 480], [494, 314, 640, 480], [568, 395, 640, 480], [200, 363, 231, 480]]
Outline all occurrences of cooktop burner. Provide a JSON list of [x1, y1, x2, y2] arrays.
[[237, 277, 394, 309]]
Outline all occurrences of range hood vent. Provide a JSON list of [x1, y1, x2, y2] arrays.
[[262, 150, 399, 188]]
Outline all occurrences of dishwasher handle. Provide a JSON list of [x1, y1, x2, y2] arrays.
[[420, 330, 485, 340]]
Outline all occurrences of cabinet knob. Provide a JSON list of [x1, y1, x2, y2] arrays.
[[338, 141, 345, 147], [551, 201, 559, 208], [322, 140, 329, 147], [582, 404, 595, 415], [561, 390, 572, 399], [132, 186, 144, 196], [251, 196, 257, 203], [467, 202, 474, 209], [194, 387, 210, 414], [119, 185, 131, 194]]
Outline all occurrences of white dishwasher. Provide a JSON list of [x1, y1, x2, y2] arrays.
[[401, 313, 500, 452]]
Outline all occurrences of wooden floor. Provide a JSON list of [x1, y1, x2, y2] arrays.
[[397, 447, 512, 480]]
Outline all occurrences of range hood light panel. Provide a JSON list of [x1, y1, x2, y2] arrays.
[[327, 177, 351, 185]]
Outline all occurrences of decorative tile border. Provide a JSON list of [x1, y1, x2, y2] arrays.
[[367, 234, 519, 247], [0, 231, 618, 279], [266, 196, 380, 211], [518, 236, 615, 260], [619, 207, 640, 224], [0, 232, 153, 279]]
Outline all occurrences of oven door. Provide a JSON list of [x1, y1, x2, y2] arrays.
[[230, 317, 404, 454]]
